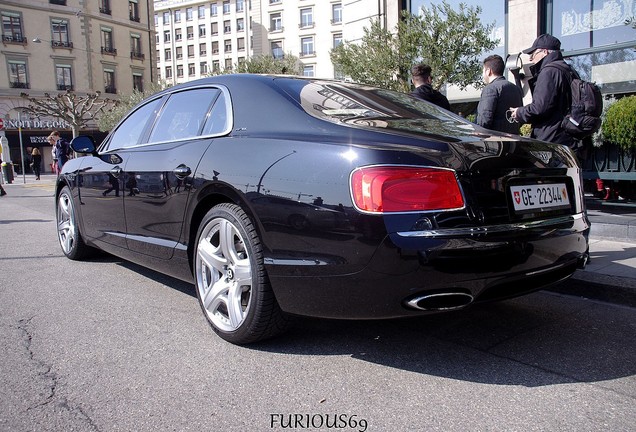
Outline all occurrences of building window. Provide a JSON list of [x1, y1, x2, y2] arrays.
[[199, 42, 207, 55], [129, 0, 140, 22], [271, 40, 283, 59], [163, 11, 170, 25], [303, 65, 314, 77], [100, 0, 111, 15], [237, 18, 245, 32], [188, 63, 196, 76], [101, 28, 116, 55], [212, 60, 220, 73], [211, 3, 218, 16], [212, 41, 219, 54], [131, 33, 144, 60], [164, 30, 171, 42], [332, 3, 342, 24], [1, 12, 25, 44], [237, 0, 244, 12], [198, 5, 205, 19], [175, 28, 182, 41], [199, 24, 206, 37], [543, 0, 636, 93], [224, 20, 231, 33], [237, 37, 245, 51], [270, 13, 282, 32], [164, 48, 171, 60], [187, 26, 194, 39], [104, 69, 116, 93], [176, 46, 183, 59], [300, 8, 313, 28], [133, 73, 143, 91], [224, 39, 232, 52], [51, 19, 72, 48], [223, 1, 230, 15], [177, 65, 184, 77], [8, 59, 29, 88], [301, 36, 314, 57], [225, 58, 232, 69], [211, 22, 219, 35], [174, 10, 181, 23], [187, 45, 195, 58], [270, 0, 281, 4], [200, 61, 208, 74], [186, 7, 193, 21], [165, 66, 172, 78], [333, 32, 342, 48]]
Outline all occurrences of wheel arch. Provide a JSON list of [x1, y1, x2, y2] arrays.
[[185, 182, 266, 271]]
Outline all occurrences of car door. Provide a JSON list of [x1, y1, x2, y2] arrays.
[[123, 87, 226, 259], [77, 98, 163, 250]]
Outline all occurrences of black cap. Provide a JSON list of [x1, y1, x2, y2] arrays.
[[522, 34, 561, 54]]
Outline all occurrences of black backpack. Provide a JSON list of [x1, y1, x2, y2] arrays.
[[546, 62, 603, 140]]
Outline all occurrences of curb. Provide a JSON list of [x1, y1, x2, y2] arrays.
[[547, 273, 636, 308]]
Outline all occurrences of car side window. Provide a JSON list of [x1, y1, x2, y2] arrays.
[[201, 91, 229, 136], [147, 88, 221, 143], [106, 98, 162, 151]]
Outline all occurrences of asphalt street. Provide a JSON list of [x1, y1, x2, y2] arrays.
[[1, 180, 635, 431]]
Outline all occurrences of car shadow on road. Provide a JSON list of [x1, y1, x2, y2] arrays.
[[254, 292, 636, 388]]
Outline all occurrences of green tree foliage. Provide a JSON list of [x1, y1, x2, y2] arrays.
[[20, 90, 117, 138], [97, 81, 171, 132], [330, 1, 498, 92], [602, 95, 636, 150], [211, 54, 302, 75]]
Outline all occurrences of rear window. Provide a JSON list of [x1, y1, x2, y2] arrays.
[[274, 79, 480, 141]]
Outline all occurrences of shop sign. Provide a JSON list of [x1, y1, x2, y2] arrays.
[[2, 118, 70, 130]]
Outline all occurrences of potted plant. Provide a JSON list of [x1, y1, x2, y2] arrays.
[[602, 95, 636, 171]]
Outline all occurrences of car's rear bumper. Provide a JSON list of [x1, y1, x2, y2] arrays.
[[268, 212, 590, 319]]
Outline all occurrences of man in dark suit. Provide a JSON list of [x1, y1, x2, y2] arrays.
[[409, 64, 451, 110], [476, 54, 524, 134]]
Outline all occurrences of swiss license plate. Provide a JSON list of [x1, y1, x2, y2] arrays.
[[510, 183, 570, 213]]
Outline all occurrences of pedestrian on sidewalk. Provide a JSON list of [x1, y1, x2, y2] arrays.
[[31, 147, 42, 180]]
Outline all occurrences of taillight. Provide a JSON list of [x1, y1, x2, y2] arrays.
[[350, 166, 464, 213]]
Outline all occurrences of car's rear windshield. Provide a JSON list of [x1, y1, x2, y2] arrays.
[[274, 78, 481, 141]]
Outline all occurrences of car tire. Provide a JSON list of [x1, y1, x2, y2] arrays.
[[56, 186, 93, 260], [194, 203, 289, 344]]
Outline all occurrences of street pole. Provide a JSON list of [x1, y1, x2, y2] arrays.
[[18, 111, 25, 184]]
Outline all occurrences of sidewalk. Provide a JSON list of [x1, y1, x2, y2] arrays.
[[2, 173, 635, 307]]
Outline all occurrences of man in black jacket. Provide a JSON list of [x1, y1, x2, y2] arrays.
[[476, 54, 523, 134], [509, 34, 575, 148], [409, 64, 451, 110]]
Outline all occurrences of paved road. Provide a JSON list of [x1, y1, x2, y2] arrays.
[[1, 181, 635, 431]]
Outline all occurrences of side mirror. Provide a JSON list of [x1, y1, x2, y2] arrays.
[[70, 135, 97, 154]]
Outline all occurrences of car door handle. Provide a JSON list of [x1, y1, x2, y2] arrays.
[[110, 166, 122, 177], [173, 165, 192, 178]]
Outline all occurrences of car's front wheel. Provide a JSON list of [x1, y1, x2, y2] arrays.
[[194, 203, 288, 344], [56, 186, 93, 260]]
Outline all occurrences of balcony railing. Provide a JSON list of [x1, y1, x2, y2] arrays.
[[300, 50, 316, 57], [270, 26, 284, 32], [49, 0, 67, 5], [101, 46, 117, 55], [129, 15, 140, 23], [2, 34, 27, 44], [52, 40, 73, 49], [100, 7, 112, 15], [130, 51, 145, 60], [104, 86, 117, 94], [57, 84, 74, 91], [10, 81, 30, 89]]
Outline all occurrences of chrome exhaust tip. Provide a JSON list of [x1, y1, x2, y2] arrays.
[[407, 292, 474, 311]]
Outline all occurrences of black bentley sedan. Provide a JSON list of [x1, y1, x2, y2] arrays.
[[56, 74, 590, 344]]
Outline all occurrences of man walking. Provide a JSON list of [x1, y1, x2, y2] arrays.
[[410, 64, 451, 110], [509, 34, 575, 148], [476, 55, 523, 134]]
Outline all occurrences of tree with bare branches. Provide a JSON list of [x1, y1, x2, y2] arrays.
[[20, 90, 117, 138]]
